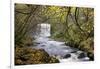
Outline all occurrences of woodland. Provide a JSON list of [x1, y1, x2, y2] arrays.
[[15, 4, 94, 65]]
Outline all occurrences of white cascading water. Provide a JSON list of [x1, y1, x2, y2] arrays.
[[33, 23, 90, 63], [35, 24, 50, 38]]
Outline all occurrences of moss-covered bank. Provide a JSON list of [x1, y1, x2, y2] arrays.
[[65, 37, 94, 60]]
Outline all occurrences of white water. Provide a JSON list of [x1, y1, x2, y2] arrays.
[[33, 23, 89, 62], [35, 24, 51, 37]]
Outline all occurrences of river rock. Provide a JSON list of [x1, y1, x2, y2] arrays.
[[71, 50, 77, 53], [87, 52, 94, 61], [77, 52, 86, 59], [63, 54, 71, 58]]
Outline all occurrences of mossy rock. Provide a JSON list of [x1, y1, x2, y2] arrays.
[[80, 37, 94, 60], [49, 57, 60, 63], [15, 47, 59, 65]]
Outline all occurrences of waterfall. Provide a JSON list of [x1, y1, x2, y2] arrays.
[[36, 23, 51, 37]]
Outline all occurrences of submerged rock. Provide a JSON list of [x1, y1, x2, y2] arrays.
[[15, 47, 59, 65]]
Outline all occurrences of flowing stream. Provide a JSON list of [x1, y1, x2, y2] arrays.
[[32, 23, 90, 63]]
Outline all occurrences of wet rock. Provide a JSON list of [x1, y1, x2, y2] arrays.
[[71, 50, 77, 53], [87, 52, 94, 61], [78, 53, 86, 59], [63, 54, 71, 58]]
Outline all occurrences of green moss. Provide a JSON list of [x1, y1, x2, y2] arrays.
[[15, 47, 59, 65]]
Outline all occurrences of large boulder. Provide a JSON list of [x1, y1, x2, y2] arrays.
[[15, 47, 59, 65]]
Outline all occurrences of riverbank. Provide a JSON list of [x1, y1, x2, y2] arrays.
[[51, 36, 93, 61], [65, 38, 94, 61]]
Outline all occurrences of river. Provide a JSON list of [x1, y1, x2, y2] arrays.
[[32, 23, 90, 63]]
